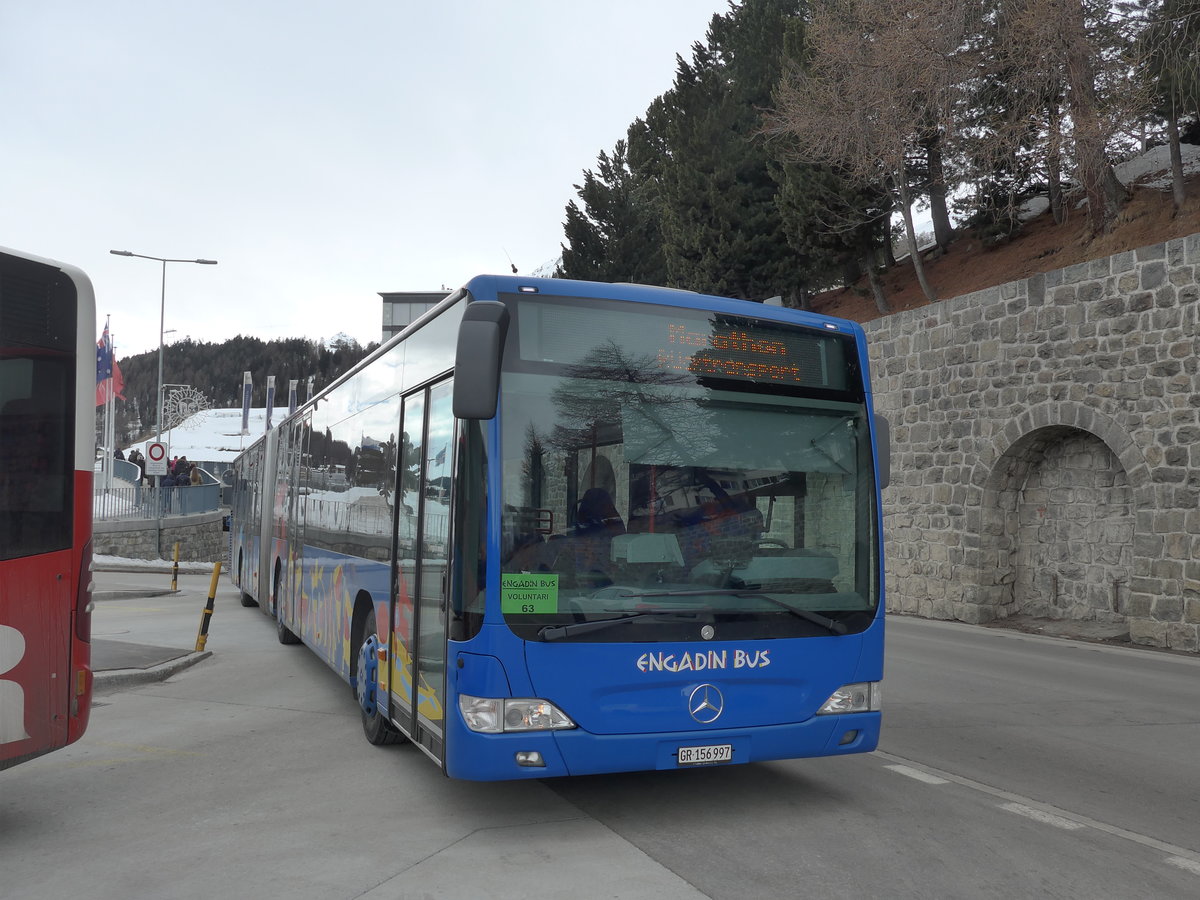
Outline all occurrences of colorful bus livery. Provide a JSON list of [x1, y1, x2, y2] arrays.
[[0, 247, 95, 771], [230, 275, 888, 781]]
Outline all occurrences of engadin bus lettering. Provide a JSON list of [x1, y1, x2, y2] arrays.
[[636, 649, 771, 673]]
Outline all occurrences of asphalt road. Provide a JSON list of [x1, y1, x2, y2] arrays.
[[1, 573, 1197, 899], [549, 617, 1200, 897]]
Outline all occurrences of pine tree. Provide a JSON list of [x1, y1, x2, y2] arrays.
[[657, 0, 810, 303], [557, 137, 666, 284]]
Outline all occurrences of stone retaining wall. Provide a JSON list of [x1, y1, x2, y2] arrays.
[[93, 511, 228, 563], [864, 232, 1200, 652]]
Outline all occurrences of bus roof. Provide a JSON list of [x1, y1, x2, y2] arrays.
[[460, 274, 865, 338]]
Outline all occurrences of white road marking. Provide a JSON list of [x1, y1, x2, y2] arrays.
[[875, 749, 1200, 866], [884, 763, 949, 785], [1166, 857, 1200, 876], [1000, 802, 1085, 830]]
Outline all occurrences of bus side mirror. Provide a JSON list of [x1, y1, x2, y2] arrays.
[[453, 301, 510, 420], [873, 413, 890, 490]]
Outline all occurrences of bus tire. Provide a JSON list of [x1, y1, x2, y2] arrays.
[[274, 561, 300, 645], [354, 607, 404, 746], [238, 552, 257, 607], [277, 614, 300, 645]]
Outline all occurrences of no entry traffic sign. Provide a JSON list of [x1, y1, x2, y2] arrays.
[[146, 441, 168, 476]]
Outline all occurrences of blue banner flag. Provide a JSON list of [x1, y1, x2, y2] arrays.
[[241, 372, 252, 435]]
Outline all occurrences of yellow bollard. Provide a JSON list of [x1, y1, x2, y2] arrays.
[[172, 542, 181, 591], [195, 561, 223, 652]]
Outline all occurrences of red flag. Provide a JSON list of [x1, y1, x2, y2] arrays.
[[112, 357, 125, 400]]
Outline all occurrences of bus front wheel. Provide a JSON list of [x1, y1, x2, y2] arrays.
[[354, 613, 404, 746]]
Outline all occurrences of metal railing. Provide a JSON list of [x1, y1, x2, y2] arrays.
[[94, 476, 222, 522]]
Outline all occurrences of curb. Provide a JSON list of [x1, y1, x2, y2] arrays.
[[93, 650, 213, 690], [95, 565, 218, 575], [93, 589, 180, 601]]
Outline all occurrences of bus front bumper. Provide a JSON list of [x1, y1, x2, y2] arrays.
[[444, 711, 880, 781]]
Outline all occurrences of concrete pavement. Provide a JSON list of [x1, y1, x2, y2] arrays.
[[92, 565, 218, 689]]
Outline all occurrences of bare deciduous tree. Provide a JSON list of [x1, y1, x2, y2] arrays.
[[990, 0, 1144, 234], [766, 0, 980, 304], [1130, 0, 1200, 214]]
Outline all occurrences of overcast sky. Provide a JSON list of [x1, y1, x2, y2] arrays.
[[4, 1, 723, 357]]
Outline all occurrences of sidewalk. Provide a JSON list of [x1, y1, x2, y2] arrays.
[[91, 564, 218, 689]]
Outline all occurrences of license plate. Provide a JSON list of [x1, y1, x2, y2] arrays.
[[677, 743, 733, 766]]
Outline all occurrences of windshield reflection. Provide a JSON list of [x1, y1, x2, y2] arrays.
[[500, 331, 877, 642]]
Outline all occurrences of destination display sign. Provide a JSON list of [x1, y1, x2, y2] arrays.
[[509, 295, 852, 391]]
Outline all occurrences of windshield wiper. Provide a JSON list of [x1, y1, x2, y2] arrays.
[[626, 588, 753, 598], [752, 594, 848, 635], [538, 610, 703, 642], [632, 588, 848, 635]]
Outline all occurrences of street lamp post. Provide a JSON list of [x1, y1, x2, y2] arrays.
[[109, 250, 217, 554]]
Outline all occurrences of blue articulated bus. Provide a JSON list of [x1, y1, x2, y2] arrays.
[[229, 275, 888, 780]]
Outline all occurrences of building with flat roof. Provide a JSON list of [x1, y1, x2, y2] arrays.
[[380, 291, 450, 342]]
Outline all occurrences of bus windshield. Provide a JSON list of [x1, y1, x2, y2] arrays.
[[499, 296, 879, 642]]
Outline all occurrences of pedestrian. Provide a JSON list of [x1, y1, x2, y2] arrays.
[[127, 449, 143, 483], [189, 464, 202, 486]]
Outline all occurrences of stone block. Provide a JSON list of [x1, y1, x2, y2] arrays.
[[1167, 238, 1185, 267], [1152, 595, 1183, 621], [1129, 618, 1168, 646], [1166, 623, 1198, 652], [1185, 597, 1200, 625], [1111, 250, 1136, 273], [1141, 261, 1167, 290], [1185, 233, 1200, 264]]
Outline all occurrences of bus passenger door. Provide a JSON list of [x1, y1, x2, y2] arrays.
[[392, 379, 454, 762], [286, 414, 311, 631]]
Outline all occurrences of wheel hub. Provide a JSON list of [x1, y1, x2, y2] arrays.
[[356, 634, 380, 716]]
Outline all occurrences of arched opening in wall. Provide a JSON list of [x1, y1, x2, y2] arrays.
[[991, 426, 1133, 623]]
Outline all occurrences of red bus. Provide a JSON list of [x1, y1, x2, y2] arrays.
[[0, 246, 95, 771]]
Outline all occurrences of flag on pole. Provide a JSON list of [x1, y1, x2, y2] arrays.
[[265, 375, 276, 431], [241, 371, 252, 435], [288, 379, 298, 415], [95, 322, 125, 406]]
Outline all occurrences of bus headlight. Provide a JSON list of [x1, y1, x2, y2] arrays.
[[459, 695, 576, 733], [816, 682, 882, 715]]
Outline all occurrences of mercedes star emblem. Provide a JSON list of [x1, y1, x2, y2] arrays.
[[688, 683, 724, 724]]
